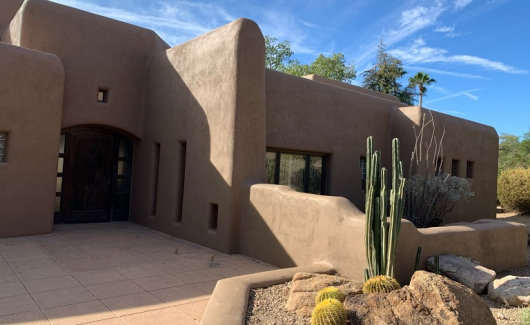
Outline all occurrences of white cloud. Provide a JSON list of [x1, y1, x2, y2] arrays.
[[433, 24, 461, 37], [425, 88, 480, 104], [259, 10, 317, 55], [299, 19, 320, 29], [389, 4, 446, 43], [454, 0, 472, 10], [446, 110, 467, 116], [434, 25, 454, 33], [49, 0, 236, 46], [391, 38, 527, 74], [355, 3, 447, 69], [405, 66, 488, 79]]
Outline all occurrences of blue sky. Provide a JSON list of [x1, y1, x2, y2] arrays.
[[50, 0, 529, 137]]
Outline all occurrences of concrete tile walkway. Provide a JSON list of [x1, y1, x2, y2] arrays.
[[0, 222, 277, 324]]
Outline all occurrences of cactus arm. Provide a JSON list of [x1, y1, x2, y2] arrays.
[[365, 137, 406, 280], [364, 138, 374, 278], [379, 167, 388, 275], [434, 254, 440, 274]]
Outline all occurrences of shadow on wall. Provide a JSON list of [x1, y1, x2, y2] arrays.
[[241, 184, 527, 284], [127, 38, 295, 267], [241, 184, 367, 281]]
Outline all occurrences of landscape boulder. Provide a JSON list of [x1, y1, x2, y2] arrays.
[[488, 275, 530, 306], [345, 271, 495, 325], [285, 272, 363, 317], [425, 254, 496, 294]]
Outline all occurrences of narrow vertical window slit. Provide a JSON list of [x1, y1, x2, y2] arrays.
[[151, 143, 160, 216], [176, 142, 186, 223]]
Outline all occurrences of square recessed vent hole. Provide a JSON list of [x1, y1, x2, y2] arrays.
[[97, 89, 108, 103]]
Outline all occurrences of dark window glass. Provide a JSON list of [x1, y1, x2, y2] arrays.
[[117, 161, 127, 175], [308, 156, 323, 194], [54, 197, 61, 213], [116, 178, 128, 193], [360, 157, 367, 190], [57, 157, 64, 173], [279, 153, 306, 192], [119, 140, 131, 158], [265, 150, 326, 194], [265, 152, 277, 184], [59, 134, 65, 154], [0, 132, 7, 163]]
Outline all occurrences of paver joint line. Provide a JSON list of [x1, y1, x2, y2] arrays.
[[0, 222, 278, 324]]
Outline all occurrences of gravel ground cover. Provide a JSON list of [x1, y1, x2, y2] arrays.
[[246, 212, 530, 325]]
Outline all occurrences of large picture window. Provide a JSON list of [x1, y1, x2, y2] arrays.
[[266, 150, 326, 195]]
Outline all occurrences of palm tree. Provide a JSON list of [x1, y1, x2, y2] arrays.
[[409, 72, 436, 108]]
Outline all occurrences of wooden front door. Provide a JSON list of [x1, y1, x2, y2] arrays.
[[57, 128, 133, 223], [62, 131, 114, 222]]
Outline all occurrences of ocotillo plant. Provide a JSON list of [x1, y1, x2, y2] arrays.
[[364, 137, 406, 280]]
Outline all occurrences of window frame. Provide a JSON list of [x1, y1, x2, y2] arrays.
[[266, 149, 327, 195]]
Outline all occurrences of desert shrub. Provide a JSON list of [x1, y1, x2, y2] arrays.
[[498, 167, 530, 213], [403, 111, 474, 227], [405, 173, 474, 227], [521, 307, 530, 325]]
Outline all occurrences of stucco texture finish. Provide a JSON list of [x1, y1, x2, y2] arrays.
[[243, 184, 527, 283], [0, 0, 513, 284], [266, 69, 406, 210], [391, 106, 499, 223], [3, 0, 169, 138], [130, 19, 266, 253], [0, 0, 23, 36], [0, 43, 64, 237]]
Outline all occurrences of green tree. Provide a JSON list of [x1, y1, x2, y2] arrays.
[[285, 53, 356, 83], [409, 72, 436, 107], [265, 36, 356, 84], [264, 36, 294, 71], [498, 131, 530, 174], [361, 41, 414, 105]]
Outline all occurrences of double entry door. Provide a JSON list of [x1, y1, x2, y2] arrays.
[[55, 128, 133, 223]]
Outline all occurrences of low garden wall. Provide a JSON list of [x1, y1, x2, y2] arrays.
[[241, 184, 527, 283]]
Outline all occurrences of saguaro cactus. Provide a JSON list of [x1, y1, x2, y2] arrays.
[[364, 137, 406, 280]]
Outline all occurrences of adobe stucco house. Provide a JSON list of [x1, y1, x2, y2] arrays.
[[1, 0, 525, 283]]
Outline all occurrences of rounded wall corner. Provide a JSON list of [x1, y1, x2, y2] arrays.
[[234, 18, 264, 39]]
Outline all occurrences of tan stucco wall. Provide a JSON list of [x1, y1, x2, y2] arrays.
[[266, 73, 497, 222], [266, 69, 406, 209], [2, 0, 169, 138], [391, 106, 499, 223], [302, 74, 402, 103], [130, 18, 266, 253], [243, 184, 527, 283], [0, 43, 64, 237], [0, 0, 502, 272], [0, 0, 23, 37]]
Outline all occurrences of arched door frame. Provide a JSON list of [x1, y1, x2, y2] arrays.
[[55, 126, 134, 223]]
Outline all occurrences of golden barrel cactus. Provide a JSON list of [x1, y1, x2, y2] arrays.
[[362, 275, 401, 294], [315, 287, 345, 304], [311, 298, 347, 325]]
